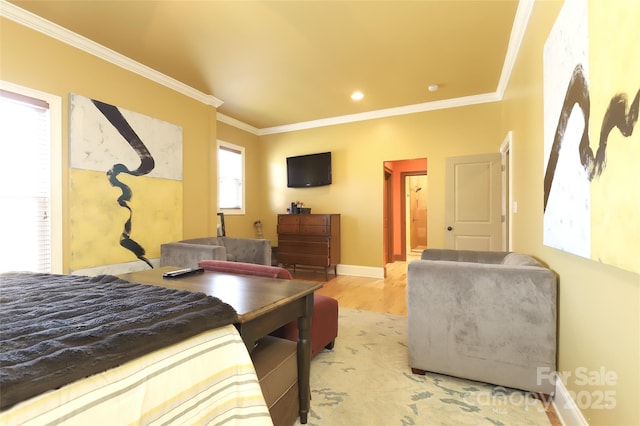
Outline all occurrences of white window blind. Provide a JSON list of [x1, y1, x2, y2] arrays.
[[0, 90, 51, 273], [217, 141, 245, 213]]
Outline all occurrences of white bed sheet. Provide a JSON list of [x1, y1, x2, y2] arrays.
[[0, 325, 272, 426]]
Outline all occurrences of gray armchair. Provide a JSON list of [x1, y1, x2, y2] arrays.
[[407, 249, 557, 395], [160, 237, 271, 268]]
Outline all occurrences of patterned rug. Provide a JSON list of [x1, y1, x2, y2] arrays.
[[296, 308, 551, 426]]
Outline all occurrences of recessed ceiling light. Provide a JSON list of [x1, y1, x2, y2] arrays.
[[428, 84, 439, 92], [351, 91, 364, 101]]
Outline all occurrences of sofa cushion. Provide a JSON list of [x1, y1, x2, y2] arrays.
[[179, 237, 223, 246], [198, 260, 292, 279], [501, 252, 542, 267], [218, 237, 271, 265], [420, 249, 508, 264]]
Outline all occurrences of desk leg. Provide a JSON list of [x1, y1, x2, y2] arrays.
[[297, 293, 314, 424]]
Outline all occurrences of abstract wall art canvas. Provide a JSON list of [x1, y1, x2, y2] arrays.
[[543, 0, 639, 274], [69, 94, 183, 272]]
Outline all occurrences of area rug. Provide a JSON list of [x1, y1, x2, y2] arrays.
[[296, 308, 551, 425]]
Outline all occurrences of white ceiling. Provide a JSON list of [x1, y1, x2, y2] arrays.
[[6, 0, 525, 132]]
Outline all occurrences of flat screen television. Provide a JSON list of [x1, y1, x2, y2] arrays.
[[286, 152, 332, 188]]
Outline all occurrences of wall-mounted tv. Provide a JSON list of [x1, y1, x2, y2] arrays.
[[286, 151, 332, 188]]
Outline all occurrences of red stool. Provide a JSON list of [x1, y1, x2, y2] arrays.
[[198, 259, 339, 357], [271, 294, 338, 358]]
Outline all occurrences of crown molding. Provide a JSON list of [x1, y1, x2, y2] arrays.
[[2, 0, 532, 135], [0, 0, 223, 108], [258, 92, 501, 135], [216, 113, 260, 135], [496, 0, 534, 98]]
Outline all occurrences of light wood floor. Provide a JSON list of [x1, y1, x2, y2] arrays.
[[287, 256, 562, 426], [291, 258, 412, 316]]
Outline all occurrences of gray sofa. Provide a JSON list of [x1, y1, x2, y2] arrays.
[[160, 237, 271, 268], [407, 249, 557, 395]]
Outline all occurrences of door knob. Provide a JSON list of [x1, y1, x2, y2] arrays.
[[447, 226, 453, 231]]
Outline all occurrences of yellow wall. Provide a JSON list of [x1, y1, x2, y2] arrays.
[[260, 105, 503, 267], [501, 1, 639, 424], [0, 18, 216, 271]]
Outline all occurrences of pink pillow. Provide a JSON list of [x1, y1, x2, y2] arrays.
[[197, 260, 293, 279]]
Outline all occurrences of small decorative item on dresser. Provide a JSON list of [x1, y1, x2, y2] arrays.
[[290, 200, 308, 214], [253, 220, 263, 239]]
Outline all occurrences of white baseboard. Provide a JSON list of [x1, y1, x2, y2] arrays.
[[71, 258, 160, 276], [336, 264, 385, 279], [553, 379, 589, 426]]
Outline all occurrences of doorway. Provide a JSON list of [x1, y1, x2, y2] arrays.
[[382, 158, 427, 266], [405, 174, 427, 257]]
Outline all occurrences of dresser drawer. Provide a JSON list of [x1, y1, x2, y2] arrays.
[[278, 214, 331, 235], [299, 224, 329, 235], [277, 215, 299, 234], [299, 215, 329, 226], [278, 252, 331, 267], [277, 223, 299, 234], [278, 215, 300, 225], [278, 239, 330, 256]]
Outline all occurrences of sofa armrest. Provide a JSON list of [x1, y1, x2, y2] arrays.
[[160, 242, 226, 268]]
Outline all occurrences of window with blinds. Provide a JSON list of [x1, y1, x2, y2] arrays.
[[0, 90, 51, 273], [217, 140, 245, 214]]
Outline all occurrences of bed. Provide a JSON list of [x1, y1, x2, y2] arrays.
[[0, 272, 272, 425]]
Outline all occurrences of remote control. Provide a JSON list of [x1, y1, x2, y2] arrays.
[[162, 267, 205, 278]]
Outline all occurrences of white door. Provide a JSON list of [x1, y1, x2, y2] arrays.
[[445, 153, 502, 250]]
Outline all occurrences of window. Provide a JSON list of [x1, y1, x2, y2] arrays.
[[0, 83, 62, 273], [217, 140, 245, 215]]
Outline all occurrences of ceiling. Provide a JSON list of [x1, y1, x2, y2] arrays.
[[7, 0, 520, 131]]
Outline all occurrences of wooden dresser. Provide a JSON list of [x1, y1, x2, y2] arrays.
[[277, 214, 341, 280]]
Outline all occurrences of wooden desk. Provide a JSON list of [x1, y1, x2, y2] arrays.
[[119, 266, 321, 424]]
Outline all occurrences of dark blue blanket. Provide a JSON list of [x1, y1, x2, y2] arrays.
[[0, 272, 237, 410]]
